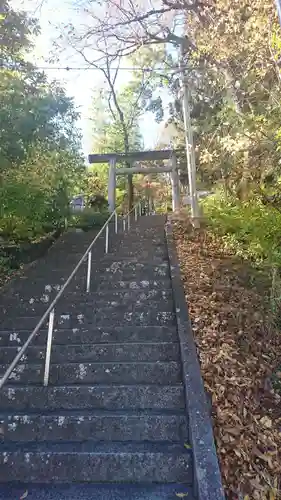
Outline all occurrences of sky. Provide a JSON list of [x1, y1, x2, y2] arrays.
[[12, 0, 164, 159]]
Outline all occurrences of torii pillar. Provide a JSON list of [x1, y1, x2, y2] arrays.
[[108, 157, 116, 212]]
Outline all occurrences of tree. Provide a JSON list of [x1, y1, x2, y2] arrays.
[[87, 74, 146, 207], [1, 2, 82, 167], [61, 0, 199, 59], [0, 0, 38, 68], [80, 45, 163, 208], [0, 1, 86, 241], [138, 0, 281, 196], [182, 0, 281, 196], [0, 70, 81, 168]]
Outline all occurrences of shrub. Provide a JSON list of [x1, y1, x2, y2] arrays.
[[202, 192, 281, 268], [0, 143, 84, 243], [69, 208, 110, 231]]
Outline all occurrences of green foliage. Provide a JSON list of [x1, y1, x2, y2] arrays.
[[0, 69, 81, 167], [0, 2, 85, 245], [69, 209, 110, 231], [0, 1, 38, 67], [0, 142, 85, 242], [202, 192, 281, 267], [152, 0, 281, 194]]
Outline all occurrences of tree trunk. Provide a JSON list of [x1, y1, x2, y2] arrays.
[[106, 77, 134, 211]]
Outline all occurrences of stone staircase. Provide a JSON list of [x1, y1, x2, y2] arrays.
[[0, 215, 221, 499]]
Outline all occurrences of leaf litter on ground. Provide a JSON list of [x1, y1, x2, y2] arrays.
[[173, 217, 281, 500]]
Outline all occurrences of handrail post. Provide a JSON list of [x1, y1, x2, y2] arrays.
[[105, 224, 109, 254], [43, 308, 55, 387], [86, 250, 92, 293], [128, 214, 131, 230], [123, 218, 126, 232], [139, 203, 142, 217], [115, 211, 118, 234], [134, 206, 137, 221]]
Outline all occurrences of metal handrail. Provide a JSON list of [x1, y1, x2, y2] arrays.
[[0, 201, 142, 389], [122, 202, 142, 230]]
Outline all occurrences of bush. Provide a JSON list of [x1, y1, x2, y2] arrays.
[[202, 192, 281, 268], [0, 143, 85, 243], [69, 208, 110, 231]]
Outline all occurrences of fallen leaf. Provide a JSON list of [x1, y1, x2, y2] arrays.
[[184, 443, 192, 449], [260, 416, 272, 429], [175, 494, 188, 498], [20, 492, 28, 500], [224, 427, 241, 437], [173, 222, 281, 499]]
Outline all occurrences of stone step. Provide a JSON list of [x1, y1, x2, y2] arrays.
[[50, 232, 107, 244], [0, 483, 195, 500], [44, 246, 107, 260], [52, 236, 164, 250], [107, 248, 168, 258], [21, 265, 87, 282], [0, 442, 193, 484], [47, 249, 167, 261], [0, 326, 178, 346], [97, 257, 169, 267], [98, 271, 171, 282], [30, 257, 168, 274], [113, 243, 166, 251], [102, 261, 169, 273], [5, 361, 181, 385], [0, 289, 173, 311], [97, 279, 171, 291], [23, 265, 170, 282], [3, 273, 172, 298], [2, 280, 171, 302], [0, 277, 87, 298], [0, 342, 180, 364], [43, 247, 99, 259], [0, 410, 188, 443], [0, 385, 185, 411], [100, 254, 168, 262], [1, 295, 174, 317], [112, 245, 166, 255], [0, 310, 176, 330]]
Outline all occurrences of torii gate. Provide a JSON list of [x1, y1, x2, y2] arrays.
[[88, 149, 181, 212]]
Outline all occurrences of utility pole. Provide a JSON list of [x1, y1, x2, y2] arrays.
[[180, 43, 200, 226]]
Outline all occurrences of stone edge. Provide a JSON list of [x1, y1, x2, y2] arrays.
[[165, 220, 225, 500]]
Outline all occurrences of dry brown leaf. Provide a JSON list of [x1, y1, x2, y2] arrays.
[[173, 222, 281, 500], [224, 427, 242, 437], [260, 416, 272, 429]]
